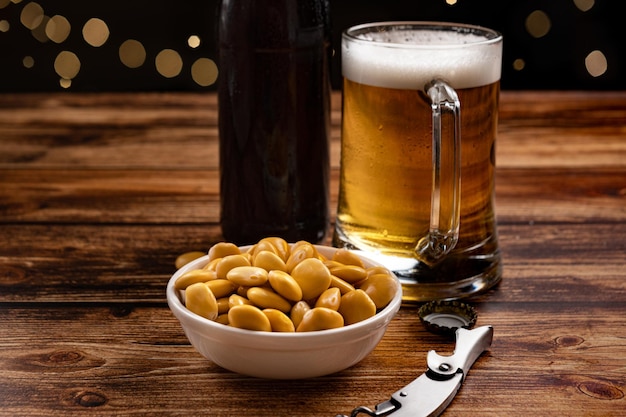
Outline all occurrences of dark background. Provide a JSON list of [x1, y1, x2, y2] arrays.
[[0, 0, 622, 91]]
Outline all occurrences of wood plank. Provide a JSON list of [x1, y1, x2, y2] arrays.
[[0, 223, 624, 303], [0, 304, 624, 416], [1, 91, 625, 170], [2, 167, 624, 224]]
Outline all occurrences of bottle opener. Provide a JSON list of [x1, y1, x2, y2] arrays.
[[336, 325, 493, 417]]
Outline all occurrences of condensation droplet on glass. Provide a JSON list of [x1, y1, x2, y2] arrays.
[[46, 15, 71, 43], [191, 58, 218, 87], [20, 2, 43, 30], [82, 18, 109, 47], [585, 50, 607, 77], [119, 39, 146, 68], [188, 35, 201, 48], [378, 124, 383, 131], [525, 10, 551, 38], [155, 49, 183, 78], [54, 50, 80, 80]]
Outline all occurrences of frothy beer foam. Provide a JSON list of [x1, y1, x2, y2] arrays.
[[342, 28, 502, 90]]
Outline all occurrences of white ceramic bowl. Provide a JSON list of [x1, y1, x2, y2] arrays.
[[166, 245, 402, 379]]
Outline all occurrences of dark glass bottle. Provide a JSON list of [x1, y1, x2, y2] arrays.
[[217, 0, 331, 245]]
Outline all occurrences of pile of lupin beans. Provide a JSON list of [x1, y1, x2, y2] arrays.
[[174, 237, 399, 332]]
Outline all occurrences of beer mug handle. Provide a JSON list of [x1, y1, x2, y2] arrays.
[[415, 80, 461, 266]]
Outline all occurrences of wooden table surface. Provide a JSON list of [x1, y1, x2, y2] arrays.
[[1, 90, 625, 416]]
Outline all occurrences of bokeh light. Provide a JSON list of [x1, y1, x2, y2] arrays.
[[54, 50, 80, 79], [188, 35, 201, 48], [46, 15, 70, 43], [19, 1, 43, 30], [119, 39, 147, 69], [526, 10, 551, 38], [82, 18, 109, 47], [191, 57, 218, 86], [23, 55, 34, 68], [573, 0, 595, 12], [585, 50, 607, 77], [155, 49, 183, 78]]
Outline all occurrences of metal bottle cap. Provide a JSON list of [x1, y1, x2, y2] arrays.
[[418, 300, 477, 337]]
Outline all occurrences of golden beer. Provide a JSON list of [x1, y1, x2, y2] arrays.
[[333, 23, 503, 301]]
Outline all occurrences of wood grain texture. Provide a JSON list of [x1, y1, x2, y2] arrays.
[[1, 91, 625, 416]]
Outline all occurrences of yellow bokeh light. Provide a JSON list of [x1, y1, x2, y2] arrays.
[[59, 78, 72, 89], [585, 50, 607, 77], [119, 39, 146, 68], [191, 58, 218, 87], [573, 0, 595, 12], [46, 15, 71, 43], [31, 14, 49, 43], [54, 50, 80, 79], [188, 35, 201, 48], [20, 2, 43, 30], [513, 58, 526, 71], [155, 49, 183, 78], [0, 19, 9, 32], [82, 18, 109, 47], [525, 10, 551, 38], [0, 0, 11, 8], [23, 55, 34, 68]]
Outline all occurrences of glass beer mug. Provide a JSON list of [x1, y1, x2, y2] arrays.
[[333, 22, 503, 302]]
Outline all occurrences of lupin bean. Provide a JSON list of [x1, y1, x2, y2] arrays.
[[228, 305, 272, 332], [205, 279, 237, 298], [227, 266, 269, 287], [339, 289, 376, 325], [175, 251, 206, 270], [253, 250, 287, 272], [185, 282, 218, 321], [216, 254, 251, 279], [208, 242, 241, 262], [268, 270, 303, 302], [290, 257, 332, 300], [315, 287, 341, 311], [359, 273, 398, 309], [177, 238, 398, 332], [296, 307, 344, 332], [290, 301, 311, 329], [263, 308, 295, 332], [247, 287, 292, 313], [174, 268, 217, 290]]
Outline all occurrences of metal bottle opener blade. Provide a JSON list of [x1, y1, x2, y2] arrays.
[[336, 325, 493, 417]]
